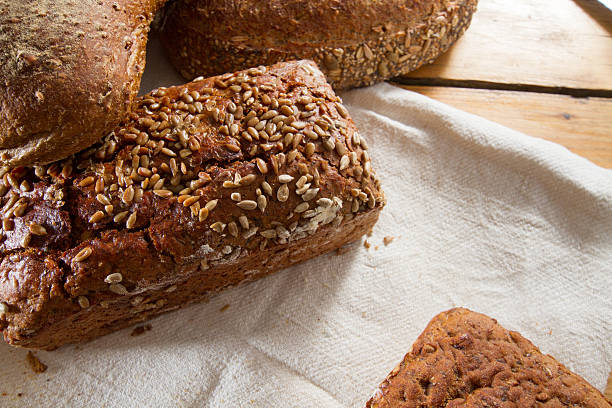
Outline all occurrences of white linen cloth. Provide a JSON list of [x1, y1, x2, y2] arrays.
[[1, 45, 611, 406]]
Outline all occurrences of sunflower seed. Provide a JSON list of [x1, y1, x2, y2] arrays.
[[122, 185, 135, 203], [104, 272, 123, 284], [114, 211, 129, 223], [74, 247, 93, 262], [28, 222, 47, 236], [239, 174, 256, 186], [260, 229, 277, 239], [96, 194, 111, 206], [126, 211, 137, 229], [183, 196, 200, 207], [305, 143, 315, 157], [153, 189, 173, 198], [335, 141, 347, 155], [210, 221, 225, 233], [294, 202, 309, 213], [238, 215, 249, 229], [198, 208, 209, 222], [301, 188, 319, 201], [109, 283, 128, 295], [278, 174, 294, 183], [237, 200, 257, 210], [79, 176, 95, 187], [257, 194, 267, 212], [89, 211, 105, 223], [335, 103, 349, 118], [277, 184, 289, 202], [339, 155, 350, 170], [228, 222, 238, 237], [205, 199, 218, 211], [77, 296, 90, 309]]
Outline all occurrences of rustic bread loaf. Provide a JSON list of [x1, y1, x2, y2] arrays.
[[366, 308, 611, 408], [0, 0, 166, 166], [0, 60, 384, 350], [159, 0, 478, 89]]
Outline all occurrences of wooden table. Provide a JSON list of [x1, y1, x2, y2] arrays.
[[393, 0, 612, 169], [397, 0, 612, 396]]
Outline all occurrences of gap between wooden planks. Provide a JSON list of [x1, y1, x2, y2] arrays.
[[394, 85, 612, 169]]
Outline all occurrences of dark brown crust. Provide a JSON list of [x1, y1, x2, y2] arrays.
[[366, 308, 612, 408], [159, 0, 478, 89], [0, 0, 166, 166], [0, 60, 384, 350]]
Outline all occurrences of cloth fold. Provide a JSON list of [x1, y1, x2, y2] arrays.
[[1, 63, 610, 406]]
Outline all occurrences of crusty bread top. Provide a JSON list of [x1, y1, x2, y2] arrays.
[[0, 60, 384, 340], [366, 308, 611, 408], [166, 0, 434, 48], [0, 0, 165, 166]]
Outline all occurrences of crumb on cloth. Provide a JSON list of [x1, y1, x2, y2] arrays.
[[220, 304, 230, 312], [130, 324, 152, 337], [383, 236, 394, 246], [26, 351, 47, 374]]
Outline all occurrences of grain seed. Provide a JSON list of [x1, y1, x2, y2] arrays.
[[104, 272, 123, 284], [301, 188, 319, 201], [74, 247, 93, 262], [278, 174, 293, 183], [238, 215, 249, 229], [198, 207, 209, 222], [109, 283, 128, 296], [205, 199, 218, 211], [257, 194, 267, 212], [277, 184, 289, 202], [79, 176, 95, 187], [153, 189, 173, 198], [339, 155, 350, 170], [77, 296, 90, 309], [89, 211, 105, 223], [237, 200, 257, 210], [28, 222, 47, 236], [228, 222, 238, 237], [183, 196, 200, 207], [126, 212, 137, 229]]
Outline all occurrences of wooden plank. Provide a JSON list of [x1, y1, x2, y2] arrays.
[[399, 0, 612, 92], [396, 85, 612, 168]]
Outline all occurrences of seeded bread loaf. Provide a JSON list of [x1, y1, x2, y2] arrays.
[[158, 0, 478, 89], [0, 60, 384, 350], [366, 308, 611, 408], [0, 0, 167, 167]]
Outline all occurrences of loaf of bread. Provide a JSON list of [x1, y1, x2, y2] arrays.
[[0, 60, 384, 350], [159, 0, 478, 89], [366, 308, 611, 407], [0, 0, 166, 166]]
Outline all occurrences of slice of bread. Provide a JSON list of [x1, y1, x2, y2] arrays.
[[366, 308, 611, 407]]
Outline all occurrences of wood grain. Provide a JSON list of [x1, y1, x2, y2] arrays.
[[400, 0, 612, 93], [396, 85, 612, 168]]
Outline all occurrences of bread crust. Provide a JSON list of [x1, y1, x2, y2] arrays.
[[0, 60, 384, 350], [159, 0, 478, 89], [366, 308, 612, 408], [0, 0, 166, 166]]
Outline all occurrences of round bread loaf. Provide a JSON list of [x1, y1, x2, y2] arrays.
[[0, 0, 166, 166], [159, 0, 478, 89]]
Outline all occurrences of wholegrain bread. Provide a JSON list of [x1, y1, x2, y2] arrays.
[[159, 0, 478, 89], [366, 308, 611, 408], [0, 60, 384, 350], [0, 0, 166, 166]]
